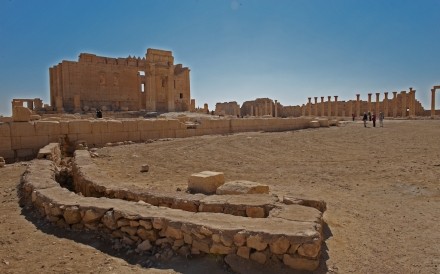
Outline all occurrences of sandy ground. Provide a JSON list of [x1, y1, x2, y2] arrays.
[[1, 119, 439, 273]]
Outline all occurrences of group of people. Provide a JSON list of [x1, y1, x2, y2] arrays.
[[361, 111, 384, 127]]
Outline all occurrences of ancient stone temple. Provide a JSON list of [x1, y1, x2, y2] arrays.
[[49, 48, 190, 113]]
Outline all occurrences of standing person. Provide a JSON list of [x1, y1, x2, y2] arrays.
[[372, 113, 376, 127], [96, 109, 102, 118], [368, 111, 372, 121], [352, 113, 355, 121], [379, 112, 384, 127], [363, 112, 368, 127]]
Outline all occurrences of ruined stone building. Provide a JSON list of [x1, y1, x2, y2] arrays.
[[49, 48, 190, 113], [215, 101, 240, 116]]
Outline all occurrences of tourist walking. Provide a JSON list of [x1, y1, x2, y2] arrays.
[[96, 109, 102, 118], [363, 112, 368, 127], [379, 112, 384, 127], [372, 113, 376, 127], [368, 111, 372, 121]]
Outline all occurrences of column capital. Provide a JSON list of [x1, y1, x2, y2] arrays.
[[321, 96, 324, 101], [334, 96, 338, 100], [368, 93, 372, 96], [401, 90, 406, 94], [308, 97, 312, 102], [392, 91, 398, 95], [328, 96, 331, 100], [375, 92, 380, 96]]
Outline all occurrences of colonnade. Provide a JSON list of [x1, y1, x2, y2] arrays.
[[305, 87, 423, 118], [432, 85, 440, 117]]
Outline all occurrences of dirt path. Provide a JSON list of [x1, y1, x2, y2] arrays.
[[1, 119, 439, 273]]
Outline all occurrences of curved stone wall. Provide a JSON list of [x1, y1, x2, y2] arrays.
[[20, 146, 326, 271]]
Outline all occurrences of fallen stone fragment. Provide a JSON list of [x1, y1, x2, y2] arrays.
[[216, 180, 269, 195]]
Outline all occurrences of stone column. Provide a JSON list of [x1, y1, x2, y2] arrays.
[[334, 96, 338, 117], [327, 96, 332, 117], [269, 101, 273, 116], [320, 97, 325, 117], [392, 91, 398, 118], [167, 67, 175, 112], [307, 97, 312, 116], [34, 99, 43, 110], [410, 89, 416, 116], [190, 99, 196, 112], [348, 101, 353, 118], [356, 94, 360, 117], [74, 94, 81, 112], [375, 93, 380, 115], [401, 91, 407, 117], [367, 93, 372, 112], [56, 96, 63, 113], [431, 89, 436, 118], [264, 101, 268, 116], [250, 105, 254, 117], [384, 92, 389, 117], [204, 103, 209, 114], [314, 97, 318, 116], [274, 100, 278, 117]]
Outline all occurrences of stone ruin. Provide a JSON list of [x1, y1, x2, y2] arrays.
[[19, 143, 327, 272]]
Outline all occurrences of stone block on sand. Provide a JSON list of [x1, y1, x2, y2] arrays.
[[188, 171, 225, 194]]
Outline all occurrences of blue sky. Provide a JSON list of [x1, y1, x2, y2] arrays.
[[0, 0, 439, 116]]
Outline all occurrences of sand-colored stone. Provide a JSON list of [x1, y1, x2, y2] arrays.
[[12, 106, 32, 122], [236, 246, 250, 259], [246, 234, 267, 251], [49, 49, 190, 113], [188, 171, 225, 194], [216, 180, 269, 195], [283, 254, 319, 271], [250, 251, 267, 264], [309, 120, 320, 128]]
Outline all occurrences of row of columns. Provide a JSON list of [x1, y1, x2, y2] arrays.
[[249, 100, 278, 117], [432, 85, 440, 117], [306, 89, 419, 118]]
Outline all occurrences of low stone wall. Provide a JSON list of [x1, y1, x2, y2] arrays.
[[21, 152, 325, 271], [0, 117, 314, 163]]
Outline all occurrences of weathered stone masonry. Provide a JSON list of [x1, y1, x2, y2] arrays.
[[0, 117, 315, 163], [49, 49, 190, 113], [20, 145, 326, 271]]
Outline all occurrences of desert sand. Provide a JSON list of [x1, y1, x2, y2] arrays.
[[1, 119, 439, 273]]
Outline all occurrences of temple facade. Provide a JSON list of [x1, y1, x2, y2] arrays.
[[49, 48, 190, 113]]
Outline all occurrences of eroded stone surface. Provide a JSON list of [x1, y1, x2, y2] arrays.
[[188, 171, 225, 194], [21, 153, 325, 272], [216, 180, 269, 195]]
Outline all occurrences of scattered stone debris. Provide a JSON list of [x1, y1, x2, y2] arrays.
[[141, 164, 149, 173]]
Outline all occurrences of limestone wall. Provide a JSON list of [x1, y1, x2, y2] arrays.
[[21, 153, 324, 271], [0, 117, 313, 163]]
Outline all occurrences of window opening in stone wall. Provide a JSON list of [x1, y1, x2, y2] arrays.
[[141, 83, 145, 93], [138, 71, 145, 76], [180, 93, 183, 99]]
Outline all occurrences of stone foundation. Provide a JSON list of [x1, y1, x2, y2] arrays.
[[0, 116, 319, 163], [20, 144, 326, 272]]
